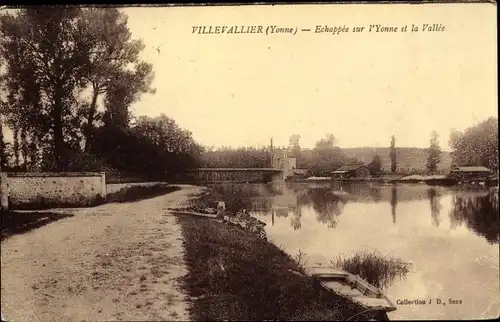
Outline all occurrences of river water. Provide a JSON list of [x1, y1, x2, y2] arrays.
[[209, 182, 499, 320]]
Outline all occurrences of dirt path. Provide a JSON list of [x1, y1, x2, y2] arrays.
[[1, 185, 203, 322]]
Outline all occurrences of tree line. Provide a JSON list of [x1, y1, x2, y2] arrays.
[[403, 117, 498, 175], [449, 117, 498, 172], [361, 118, 497, 176], [0, 7, 202, 177], [201, 134, 363, 175], [294, 134, 362, 175], [204, 117, 498, 177], [419, 116, 499, 175]]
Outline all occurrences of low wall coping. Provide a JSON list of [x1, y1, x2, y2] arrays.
[[7, 172, 105, 178], [187, 168, 281, 172]]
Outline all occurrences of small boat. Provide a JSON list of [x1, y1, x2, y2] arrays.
[[308, 266, 396, 315]]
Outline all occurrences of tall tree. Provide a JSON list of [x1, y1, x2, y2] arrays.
[[1, 8, 155, 171], [368, 154, 382, 176], [131, 114, 203, 173], [315, 134, 336, 150], [426, 130, 442, 174], [310, 134, 351, 174], [0, 49, 5, 170], [101, 63, 154, 132], [288, 134, 301, 155], [0, 32, 46, 169], [79, 8, 155, 151], [0, 58, 10, 169], [288, 134, 301, 167], [390, 135, 397, 173], [0, 115, 6, 170], [449, 117, 498, 172], [1, 7, 93, 170]]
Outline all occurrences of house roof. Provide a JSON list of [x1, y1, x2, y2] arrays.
[[451, 166, 491, 172], [333, 164, 367, 173]]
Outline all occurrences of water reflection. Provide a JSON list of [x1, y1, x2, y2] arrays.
[[297, 188, 346, 229], [221, 182, 500, 320], [391, 185, 398, 224], [208, 182, 499, 245], [449, 188, 499, 244], [201, 183, 279, 213], [370, 185, 382, 203], [290, 206, 302, 230], [428, 188, 442, 227]]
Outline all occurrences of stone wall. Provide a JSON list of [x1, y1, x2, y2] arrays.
[[0, 172, 8, 211], [6, 172, 106, 209]]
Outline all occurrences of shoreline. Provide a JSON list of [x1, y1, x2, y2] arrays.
[[175, 187, 387, 321], [289, 177, 499, 187], [175, 214, 373, 321]]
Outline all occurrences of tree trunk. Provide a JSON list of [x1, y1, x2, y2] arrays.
[[28, 138, 38, 170], [83, 86, 100, 152], [53, 88, 65, 172], [0, 117, 6, 169], [20, 128, 28, 169], [13, 127, 20, 167]]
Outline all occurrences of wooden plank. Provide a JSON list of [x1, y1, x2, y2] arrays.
[[321, 282, 364, 297], [308, 266, 349, 277], [357, 298, 397, 312], [308, 266, 397, 314], [346, 274, 382, 297]]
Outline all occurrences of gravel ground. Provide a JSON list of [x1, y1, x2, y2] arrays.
[[1, 185, 202, 322]]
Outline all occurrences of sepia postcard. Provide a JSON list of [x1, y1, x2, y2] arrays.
[[0, 2, 498, 321]]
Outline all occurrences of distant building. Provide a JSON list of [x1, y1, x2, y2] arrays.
[[271, 148, 296, 179], [271, 148, 296, 170], [448, 166, 492, 181], [331, 165, 370, 179]]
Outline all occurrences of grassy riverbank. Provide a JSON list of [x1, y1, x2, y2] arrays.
[[106, 183, 181, 203], [176, 214, 376, 321]]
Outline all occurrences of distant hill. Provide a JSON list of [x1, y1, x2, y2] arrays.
[[341, 147, 452, 173]]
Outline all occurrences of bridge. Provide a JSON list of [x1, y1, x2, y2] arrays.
[[185, 168, 284, 183]]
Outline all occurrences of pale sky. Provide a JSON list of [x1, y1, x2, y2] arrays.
[[121, 3, 497, 150], [2, 4, 498, 150]]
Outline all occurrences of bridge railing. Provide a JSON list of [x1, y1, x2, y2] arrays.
[[184, 168, 283, 183]]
